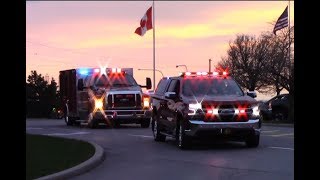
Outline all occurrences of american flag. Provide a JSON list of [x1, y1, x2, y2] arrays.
[[273, 6, 288, 35]]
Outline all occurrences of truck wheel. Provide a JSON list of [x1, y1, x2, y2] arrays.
[[141, 118, 151, 128], [176, 121, 191, 149], [112, 120, 120, 128], [246, 134, 260, 148], [65, 116, 73, 126], [88, 119, 98, 129], [152, 116, 166, 142], [73, 121, 81, 126]]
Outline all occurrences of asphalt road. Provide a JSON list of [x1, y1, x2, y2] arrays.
[[26, 119, 294, 180]]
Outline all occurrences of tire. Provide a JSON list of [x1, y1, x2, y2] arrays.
[[273, 111, 284, 121], [87, 113, 98, 129], [112, 120, 120, 128], [64, 105, 73, 126], [152, 115, 166, 142], [273, 109, 288, 121], [246, 134, 260, 148], [260, 112, 269, 122], [141, 118, 151, 128], [73, 121, 81, 126], [88, 119, 98, 129], [176, 120, 191, 149]]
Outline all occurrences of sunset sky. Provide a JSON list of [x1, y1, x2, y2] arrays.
[[26, 1, 294, 100]]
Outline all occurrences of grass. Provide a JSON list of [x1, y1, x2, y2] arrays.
[[26, 134, 95, 180]]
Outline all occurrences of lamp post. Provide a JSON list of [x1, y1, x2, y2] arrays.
[[175, 64, 188, 72], [138, 68, 164, 77]]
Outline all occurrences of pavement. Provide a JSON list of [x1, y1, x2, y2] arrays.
[[32, 121, 293, 180], [35, 140, 105, 180], [262, 122, 294, 128]]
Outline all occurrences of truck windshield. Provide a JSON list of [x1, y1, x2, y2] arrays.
[[94, 74, 138, 87], [182, 78, 244, 97]]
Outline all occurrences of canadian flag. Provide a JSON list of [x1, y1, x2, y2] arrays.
[[135, 6, 153, 36]]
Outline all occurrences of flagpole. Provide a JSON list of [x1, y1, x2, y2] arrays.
[[288, 1, 290, 53], [152, 0, 155, 91], [288, 1, 290, 31], [288, 1, 291, 78]]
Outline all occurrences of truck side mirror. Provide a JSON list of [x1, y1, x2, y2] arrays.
[[164, 92, 177, 99], [247, 91, 257, 98], [78, 79, 84, 91], [146, 77, 152, 90]]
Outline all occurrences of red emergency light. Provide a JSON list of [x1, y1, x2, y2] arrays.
[[180, 70, 229, 77], [108, 68, 125, 75]]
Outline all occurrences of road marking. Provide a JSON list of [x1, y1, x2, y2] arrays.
[[26, 127, 43, 130], [128, 134, 153, 138], [269, 133, 294, 137], [268, 146, 294, 151], [261, 130, 280, 133], [44, 132, 90, 136]]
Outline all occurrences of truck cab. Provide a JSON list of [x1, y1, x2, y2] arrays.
[[59, 67, 152, 128]]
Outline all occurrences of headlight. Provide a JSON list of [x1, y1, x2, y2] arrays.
[[252, 105, 260, 116], [95, 99, 103, 109], [188, 103, 202, 115], [189, 103, 201, 110], [143, 97, 150, 108]]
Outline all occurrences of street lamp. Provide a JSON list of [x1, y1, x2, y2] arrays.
[[176, 64, 188, 72], [138, 68, 164, 77]]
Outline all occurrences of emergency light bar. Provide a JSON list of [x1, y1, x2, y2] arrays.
[[94, 68, 100, 73], [107, 68, 125, 75], [179, 70, 228, 77], [79, 69, 90, 75], [77, 67, 126, 76]]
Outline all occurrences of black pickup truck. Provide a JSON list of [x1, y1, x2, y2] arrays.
[[150, 71, 261, 149]]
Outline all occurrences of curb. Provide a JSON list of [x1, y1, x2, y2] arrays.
[[262, 123, 294, 128], [35, 141, 105, 180]]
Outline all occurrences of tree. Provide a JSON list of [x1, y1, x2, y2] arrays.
[[26, 71, 59, 118], [267, 26, 294, 123], [26, 71, 47, 102], [218, 27, 294, 96], [268, 26, 294, 95], [218, 27, 294, 122], [218, 34, 271, 92]]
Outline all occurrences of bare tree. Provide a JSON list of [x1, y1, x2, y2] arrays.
[[218, 26, 294, 122], [270, 26, 294, 95], [258, 31, 285, 95], [267, 26, 294, 122], [218, 34, 270, 92], [219, 26, 294, 96]]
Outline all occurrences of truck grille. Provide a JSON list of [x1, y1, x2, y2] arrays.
[[107, 94, 141, 108], [202, 103, 251, 122]]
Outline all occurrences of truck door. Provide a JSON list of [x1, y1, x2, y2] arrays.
[[77, 87, 90, 120], [153, 78, 170, 131], [164, 79, 181, 132], [59, 69, 77, 116]]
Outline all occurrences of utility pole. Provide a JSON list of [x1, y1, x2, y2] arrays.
[[209, 59, 212, 72]]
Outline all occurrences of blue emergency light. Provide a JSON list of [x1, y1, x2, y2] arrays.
[[78, 68, 90, 75]]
